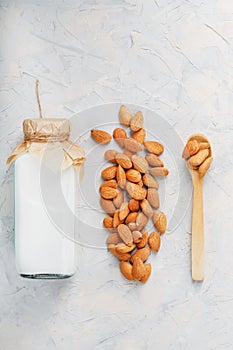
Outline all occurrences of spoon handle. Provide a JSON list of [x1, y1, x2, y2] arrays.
[[192, 177, 204, 281]]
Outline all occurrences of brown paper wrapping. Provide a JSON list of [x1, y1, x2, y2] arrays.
[[7, 118, 85, 170]]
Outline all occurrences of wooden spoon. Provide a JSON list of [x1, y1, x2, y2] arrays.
[[185, 134, 212, 281]]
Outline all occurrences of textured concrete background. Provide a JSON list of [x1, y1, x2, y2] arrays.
[[1, 1, 233, 349]]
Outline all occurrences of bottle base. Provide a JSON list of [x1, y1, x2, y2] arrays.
[[20, 273, 72, 279]]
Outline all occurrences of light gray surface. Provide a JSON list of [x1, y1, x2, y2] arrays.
[[1, 1, 233, 349]]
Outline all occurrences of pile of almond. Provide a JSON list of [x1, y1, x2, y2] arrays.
[[91, 105, 169, 283], [182, 138, 212, 176]]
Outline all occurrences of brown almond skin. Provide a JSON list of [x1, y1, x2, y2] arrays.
[[117, 224, 133, 246], [153, 210, 167, 234], [120, 261, 135, 280], [139, 263, 152, 283], [100, 179, 118, 189], [91, 129, 112, 144], [149, 167, 169, 177], [126, 182, 147, 200], [124, 138, 142, 153], [104, 149, 118, 163], [125, 212, 138, 224], [147, 188, 160, 208], [136, 212, 148, 230], [130, 246, 151, 263], [126, 169, 142, 183], [113, 188, 124, 208], [119, 201, 130, 221], [148, 231, 161, 252], [101, 165, 118, 180], [182, 140, 199, 159], [123, 149, 135, 160], [100, 198, 116, 216], [130, 111, 144, 132], [113, 128, 127, 148], [199, 142, 210, 151], [132, 155, 149, 173], [128, 199, 140, 212], [132, 128, 146, 144], [115, 153, 132, 169], [115, 243, 136, 253], [108, 244, 130, 261], [136, 229, 148, 248], [103, 217, 114, 229], [106, 233, 122, 245], [142, 174, 159, 189], [119, 105, 132, 126], [188, 149, 209, 168], [132, 230, 142, 243], [140, 199, 153, 217], [132, 257, 146, 280], [145, 153, 164, 167], [116, 165, 126, 189], [100, 186, 118, 199], [198, 156, 213, 177], [144, 141, 164, 155]]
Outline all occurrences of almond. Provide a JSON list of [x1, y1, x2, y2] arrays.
[[182, 140, 199, 159], [124, 138, 142, 153], [148, 231, 160, 252], [106, 232, 122, 245], [153, 210, 167, 234], [113, 188, 124, 208], [119, 201, 130, 221], [116, 243, 136, 253], [130, 246, 151, 263], [132, 128, 146, 144], [113, 210, 124, 228], [104, 149, 118, 163], [132, 230, 142, 243], [101, 165, 117, 180], [113, 128, 127, 148], [149, 167, 169, 177], [132, 155, 148, 173], [91, 129, 112, 144], [100, 179, 117, 189], [100, 186, 118, 199], [126, 169, 141, 183], [144, 141, 164, 155], [108, 244, 130, 261], [132, 257, 146, 280], [116, 165, 126, 189], [130, 111, 144, 132], [136, 212, 148, 230], [147, 188, 160, 208], [125, 212, 138, 224], [145, 153, 164, 167], [120, 261, 134, 280], [100, 198, 116, 216], [128, 222, 138, 231], [198, 156, 213, 177], [140, 199, 153, 217], [126, 182, 147, 200], [136, 229, 148, 248], [119, 105, 132, 126], [137, 180, 143, 187], [142, 174, 159, 189], [128, 199, 139, 212], [139, 263, 152, 283], [117, 224, 133, 246], [199, 142, 210, 151], [188, 149, 209, 168], [115, 153, 132, 169], [103, 217, 114, 229]]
